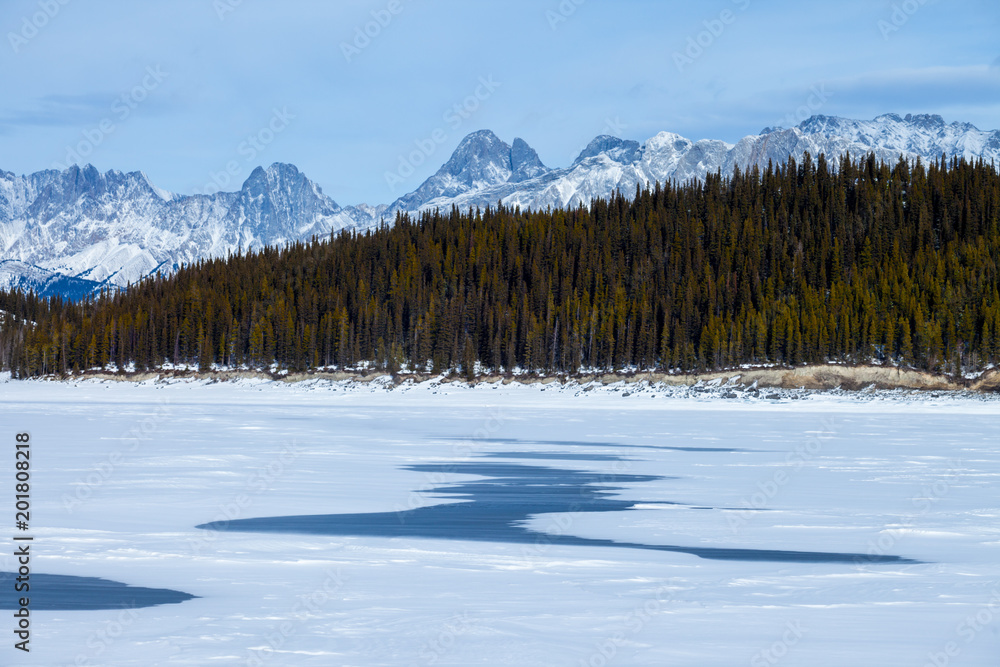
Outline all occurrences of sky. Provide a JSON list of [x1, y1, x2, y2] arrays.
[[1, 0, 998, 206]]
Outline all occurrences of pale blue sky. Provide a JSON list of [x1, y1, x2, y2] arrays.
[[1, 0, 998, 205]]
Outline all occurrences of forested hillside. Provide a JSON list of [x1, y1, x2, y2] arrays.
[[1, 152, 999, 378]]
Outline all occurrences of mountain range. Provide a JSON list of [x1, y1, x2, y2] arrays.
[[2, 113, 998, 297]]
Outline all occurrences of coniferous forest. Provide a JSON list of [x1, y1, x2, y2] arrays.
[[2, 152, 1000, 378]]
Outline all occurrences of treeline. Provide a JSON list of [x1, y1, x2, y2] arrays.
[[2, 152, 1000, 378]]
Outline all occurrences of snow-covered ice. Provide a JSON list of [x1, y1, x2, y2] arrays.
[[1, 377, 998, 666]]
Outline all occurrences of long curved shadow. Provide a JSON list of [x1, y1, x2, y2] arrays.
[[0, 572, 197, 610], [199, 457, 919, 565]]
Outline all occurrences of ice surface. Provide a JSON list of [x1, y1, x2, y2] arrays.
[[0, 377, 997, 665], [200, 459, 917, 565]]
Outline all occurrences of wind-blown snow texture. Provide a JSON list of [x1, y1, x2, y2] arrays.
[[2, 113, 999, 296], [2, 377, 998, 666]]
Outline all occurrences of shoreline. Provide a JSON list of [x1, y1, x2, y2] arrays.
[[20, 363, 1000, 393]]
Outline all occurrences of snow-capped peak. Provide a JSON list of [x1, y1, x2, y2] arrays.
[[574, 135, 642, 165], [2, 113, 999, 298], [140, 172, 176, 202], [389, 131, 550, 212]]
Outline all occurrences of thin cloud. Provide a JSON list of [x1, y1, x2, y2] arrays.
[[0, 93, 111, 129], [826, 66, 1000, 109], [0, 89, 177, 136]]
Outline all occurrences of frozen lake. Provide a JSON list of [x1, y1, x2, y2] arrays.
[[1, 377, 998, 665], [200, 457, 916, 565]]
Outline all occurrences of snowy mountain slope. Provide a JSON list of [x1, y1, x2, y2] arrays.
[[0, 163, 377, 294], [2, 113, 998, 298], [0, 259, 103, 299], [389, 130, 550, 212], [398, 113, 1000, 213], [0, 168, 62, 223]]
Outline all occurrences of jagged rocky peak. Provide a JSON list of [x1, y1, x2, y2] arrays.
[[243, 162, 301, 190], [797, 112, 956, 136], [40, 164, 164, 197], [242, 165, 269, 190], [265, 161, 312, 184], [387, 131, 552, 211], [509, 138, 547, 183], [4, 113, 1000, 299], [875, 113, 905, 123], [24, 164, 164, 222], [438, 130, 516, 186], [645, 131, 694, 152], [422, 130, 548, 188], [446, 130, 510, 164], [574, 135, 642, 165], [0, 160, 367, 297], [904, 113, 946, 128], [796, 114, 850, 135], [56, 163, 105, 195], [240, 162, 339, 209]]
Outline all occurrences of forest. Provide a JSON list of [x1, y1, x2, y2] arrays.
[[1, 152, 999, 379]]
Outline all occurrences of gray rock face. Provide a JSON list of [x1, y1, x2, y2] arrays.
[[390, 130, 550, 211], [510, 138, 547, 183], [574, 136, 642, 165], [402, 115, 1000, 214], [0, 163, 372, 295], [3, 114, 999, 297]]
